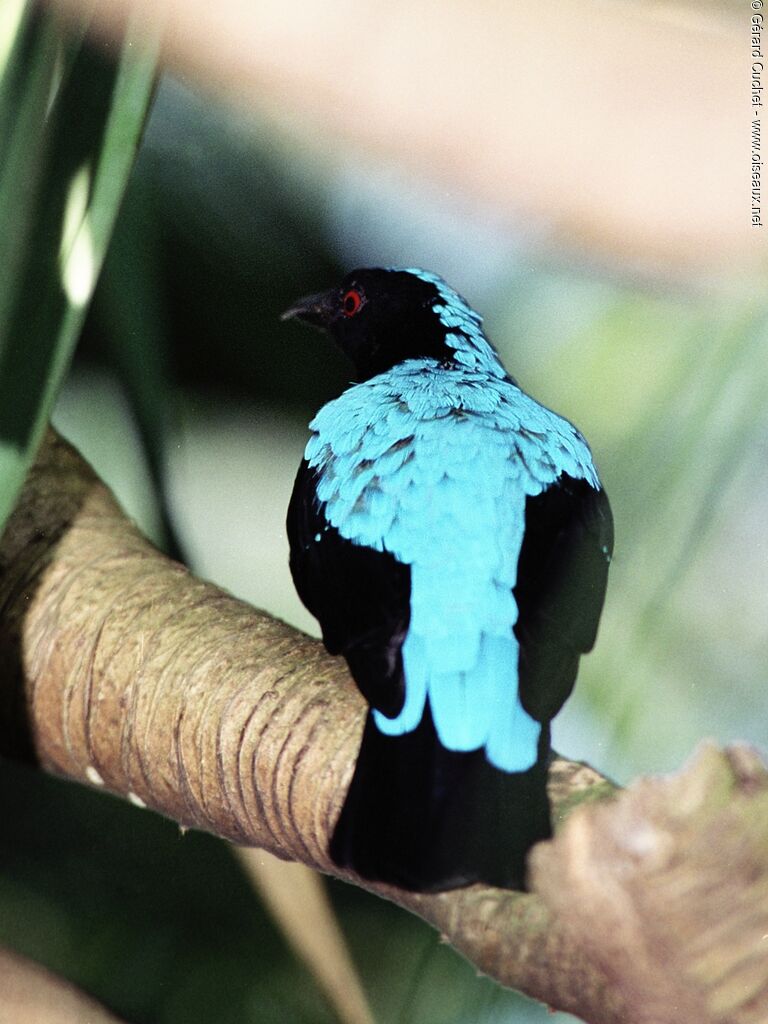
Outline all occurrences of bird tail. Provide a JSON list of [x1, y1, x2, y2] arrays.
[[329, 705, 552, 892]]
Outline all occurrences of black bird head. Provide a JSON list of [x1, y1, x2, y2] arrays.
[[282, 267, 496, 382]]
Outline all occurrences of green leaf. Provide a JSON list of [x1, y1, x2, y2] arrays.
[[0, 4, 158, 531], [96, 170, 186, 560]]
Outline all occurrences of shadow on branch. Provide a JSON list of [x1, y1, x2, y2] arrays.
[[0, 431, 765, 1024]]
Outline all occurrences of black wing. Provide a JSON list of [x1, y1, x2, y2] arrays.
[[514, 473, 613, 723], [286, 460, 411, 717]]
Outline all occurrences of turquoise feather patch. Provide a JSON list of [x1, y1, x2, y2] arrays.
[[306, 277, 599, 774]]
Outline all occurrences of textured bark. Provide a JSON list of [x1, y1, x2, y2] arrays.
[[0, 430, 766, 1023], [533, 744, 768, 1023]]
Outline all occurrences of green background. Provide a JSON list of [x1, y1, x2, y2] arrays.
[[0, 6, 765, 1023]]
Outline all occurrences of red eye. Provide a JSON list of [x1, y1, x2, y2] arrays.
[[342, 289, 363, 317]]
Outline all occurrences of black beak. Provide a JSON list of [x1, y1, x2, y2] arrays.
[[280, 289, 336, 328]]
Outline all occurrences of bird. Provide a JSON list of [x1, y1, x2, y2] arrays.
[[283, 267, 613, 892]]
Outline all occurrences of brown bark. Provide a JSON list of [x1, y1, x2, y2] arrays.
[[0, 430, 766, 1023]]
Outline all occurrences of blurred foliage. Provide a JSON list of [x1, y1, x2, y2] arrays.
[[0, 2, 157, 530], [1, 9, 766, 1024], [0, 757, 544, 1023]]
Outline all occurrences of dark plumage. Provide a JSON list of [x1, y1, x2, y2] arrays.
[[284, 267, 612, 891]]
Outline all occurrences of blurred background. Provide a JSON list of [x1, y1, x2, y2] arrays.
[[0, 1, 765, 1022]]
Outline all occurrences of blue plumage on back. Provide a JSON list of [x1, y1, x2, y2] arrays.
[[307, 359, 597, 772], [285, 267, 613, 892]]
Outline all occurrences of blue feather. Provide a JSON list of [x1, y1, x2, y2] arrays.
[[285, 266, 614, 891], [309, 368, 598, 770], [305, 272, 601, 773]]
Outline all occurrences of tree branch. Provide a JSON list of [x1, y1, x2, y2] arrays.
[[1, 431, 766, 1023]]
